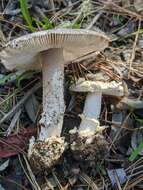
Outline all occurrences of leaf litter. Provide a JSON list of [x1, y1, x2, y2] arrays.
[[0, 0, 143, 189]]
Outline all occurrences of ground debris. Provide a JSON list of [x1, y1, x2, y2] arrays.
[[1, 0, 143, 189]]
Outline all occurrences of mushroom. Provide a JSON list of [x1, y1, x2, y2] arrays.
[[69, 74, 124, 162], [0, 29, 109, 170]]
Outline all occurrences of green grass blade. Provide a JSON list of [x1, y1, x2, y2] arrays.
[[129, 140, 143, 162], [0, 73, 15, 85], [42, 17, 53, 29], [33, 18, 53, 30], [19, 0, 35, 32], [16, 71, 36, 87]]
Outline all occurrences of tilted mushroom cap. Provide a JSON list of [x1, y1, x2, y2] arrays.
[[0, 29, 110, 70], [70, 78, 124, 97]]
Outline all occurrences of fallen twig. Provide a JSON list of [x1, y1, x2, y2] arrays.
[[6, 108, 22, 136], [128, 19, 141, 78], [117, 97, 143, 110]]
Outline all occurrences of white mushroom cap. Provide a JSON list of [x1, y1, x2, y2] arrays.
[[0, 29, 110, 71], [70, 78, 124, 97]]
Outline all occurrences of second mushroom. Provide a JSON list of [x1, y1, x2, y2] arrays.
[[69, 73, 124, 162]]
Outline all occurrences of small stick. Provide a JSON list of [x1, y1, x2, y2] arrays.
[[86, 10, 103, 29], [50, 0, 56, 14], [117, 97, 143, 110], [128, 19, 141, 78], [6, 108, 22, 136]]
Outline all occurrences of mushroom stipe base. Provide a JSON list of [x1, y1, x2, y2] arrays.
[[70, 131, 108, 164], [29, 137, 66, 171]]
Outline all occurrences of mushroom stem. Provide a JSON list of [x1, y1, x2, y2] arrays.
[[69, 78, 125, 163], [39, 48, 65, 140], [69, 90, 108, 162], [79, 91, 102, 133]]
